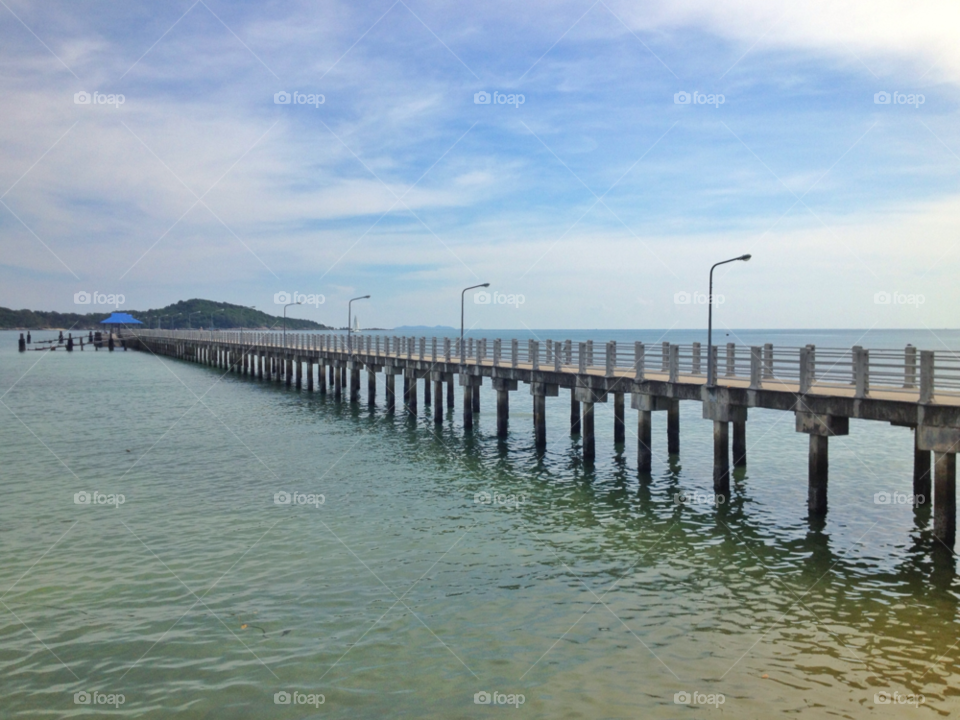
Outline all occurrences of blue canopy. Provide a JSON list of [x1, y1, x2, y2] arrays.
[[100, 312, 143, 325]]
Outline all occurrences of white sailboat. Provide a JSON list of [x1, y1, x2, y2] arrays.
[[352, 316, 360, 332]]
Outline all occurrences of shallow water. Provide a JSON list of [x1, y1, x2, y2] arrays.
[[1, 330, 958, 718]]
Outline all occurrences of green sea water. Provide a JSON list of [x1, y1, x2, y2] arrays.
[[1, 330, 958, 718]]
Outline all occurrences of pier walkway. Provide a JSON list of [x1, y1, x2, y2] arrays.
[[124, 330, 960, 548]]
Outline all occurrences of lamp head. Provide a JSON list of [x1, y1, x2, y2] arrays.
[[481, 283, 490, 288], [740, 254, 752, 261]]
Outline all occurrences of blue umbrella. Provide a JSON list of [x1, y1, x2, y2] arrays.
[[99, 312, 143, 325]]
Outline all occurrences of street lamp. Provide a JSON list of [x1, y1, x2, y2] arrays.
[[283, 301, 301, 348], [187, 311, 201, 329], [348, 295, 370, 355], [210, 308, 225, 329], [461, 283, 490, 363], [707, 254, 751, 387]]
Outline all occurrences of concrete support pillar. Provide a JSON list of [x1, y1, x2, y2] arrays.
[[403, 374, 411, 409], [667, 399, 680, 455], [638, 410, 652, 472], [285, 357, 293, 387], [334, 362, 342, 400], [463, 384, 474, 429], [472, 384, 481, 413], [533, 394, 546, 449], [424, 378, 431, 405], [613, 392, 625, 444], [258, 354, 264, 380], [350, 365, 360, 403], [795, 413, 848, 517], [497, 389, 509, 437], [915, 429, 932, 505], [582, 401, 595, 461], [296, 358, 302, 389], [265, 354, 272, 381], [447, 377, 454, 408], [808, 435, 829, 516], [385, 372, 396, 412], [733, 421, 747, 467], [340, 365, 346, 392], [934, 452, 956, 547], [570, 389, 581, 435], [714, 421, 730, 497], [433, 379, 443, 423], [407, 373, 418, 413], [368, 369, 377, 405], [318, 362, 327, 394], [328, 364, 334, 387], [307, 362, 314, 391]]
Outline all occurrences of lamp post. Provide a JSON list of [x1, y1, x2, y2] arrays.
[[210, 308, 224, 329], [348, 295, 370, 355], [461, 283, 490, 363], [187, 311, 201, 329], [283, 302, 301, 349], [707, 254, 751, 387]]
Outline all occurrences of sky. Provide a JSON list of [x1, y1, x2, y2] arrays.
[[0, 0, 958, 330]]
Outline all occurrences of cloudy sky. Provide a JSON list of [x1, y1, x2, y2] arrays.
[[0, 0, 957, 328]]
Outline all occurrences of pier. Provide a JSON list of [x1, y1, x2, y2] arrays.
[[124, 330, 960, 548]]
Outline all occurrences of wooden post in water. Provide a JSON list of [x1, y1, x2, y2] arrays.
[[533, 392, 546, 449], [808, 435, 829, 515]]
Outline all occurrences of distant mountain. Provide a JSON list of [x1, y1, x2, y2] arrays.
[[0, 299, 332, 330]]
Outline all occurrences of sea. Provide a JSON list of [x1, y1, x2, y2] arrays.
[[1, 328, 958, 718]]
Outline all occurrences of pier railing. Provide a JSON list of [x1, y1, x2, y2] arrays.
[[127, 330, 958, 404]]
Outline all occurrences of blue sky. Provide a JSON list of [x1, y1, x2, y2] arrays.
[[0, 0, 958, 328]]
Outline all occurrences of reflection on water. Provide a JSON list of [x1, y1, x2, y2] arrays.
[[1, 331, 959, 718]]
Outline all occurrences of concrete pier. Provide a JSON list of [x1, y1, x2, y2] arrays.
[[127, 330, 960, 550]]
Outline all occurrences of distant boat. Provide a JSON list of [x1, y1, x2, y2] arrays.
[[352, 316, 360, 332]]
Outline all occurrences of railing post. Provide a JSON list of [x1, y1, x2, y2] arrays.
[[661, 341, 669, 372], [545, 339, 553, 365], [669, 344, 679, 383], [432, 337, 437, 362], [493, 338, 501, 366], [605, 341, 615, 377], [763, 343, 774, 379], [586, 340, 594, 368], [709, 345, 719, 384], [564, 339, 572, 365], [578, 343, 587, 373], [420, 336, 425, 360], [799, 346, 811, 394], [444, 337, 451, 362], [554, 341, 561, 372], [904, 345, 917, 388], [725, 343, 735, 377], [635, 342, 644, 381], [854, 346, 869, 398], [531, 340, 540, 371], [511, 338, 518, 367], [750, 346, 761, 389], [806, 344, 816, 385], [692, 342, 701, 375], [920, 351, 934, 404]]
